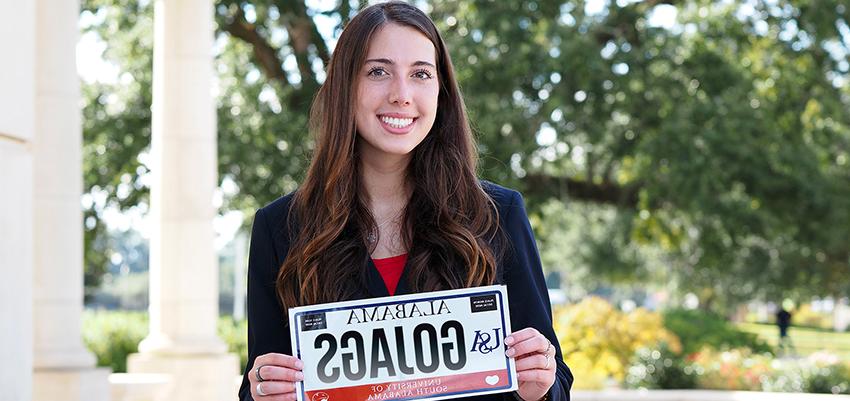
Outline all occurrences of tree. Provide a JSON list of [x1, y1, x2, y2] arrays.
[[81, 0, 850, 309]]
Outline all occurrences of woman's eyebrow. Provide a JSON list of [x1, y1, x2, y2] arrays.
[[365, 58, 436, 68]]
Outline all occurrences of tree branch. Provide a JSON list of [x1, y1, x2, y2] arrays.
[[524, 173, 640, 207], [219, 7, 290, 86], [276, 1, 330, 89]]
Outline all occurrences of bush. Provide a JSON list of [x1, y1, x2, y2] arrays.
[[83, 309, 249, 373], [218, 315, 249, 370], [82, 310, 148, 373], [802, 353, 850, 394], [553, 297, 681, 389], [681, 348, 850, 394], [663, 308, 772, 355], [689, 347, 773, 391], [794, 304, 833, 330], [805, 364, 850, 394], [625, 342, 698, 389]]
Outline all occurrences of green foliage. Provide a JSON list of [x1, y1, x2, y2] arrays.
[[625, 343, 698, 390], [689, 348, 850, 393], [690, 348, 776, 391], [804, 362, 850, 394], [218, 315, 249, 370], [557, 300, 850, 392], [82, 310, 148, 373], [534, 200, 653, 287], [82, 310, 248, 373], [663, 308, 772, 355], [80, 0, 154, 299], [553, 297, 682, 389], [81, 0, 850, 307]]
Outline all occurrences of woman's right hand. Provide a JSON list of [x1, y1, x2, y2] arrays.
[[249, 353, 304, 400]]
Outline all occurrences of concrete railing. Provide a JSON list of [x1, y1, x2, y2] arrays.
[[109, 373, 169, 401]]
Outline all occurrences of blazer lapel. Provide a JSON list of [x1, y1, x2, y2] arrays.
[[393, 260, 412, 295], [364, 257, 390, 298]]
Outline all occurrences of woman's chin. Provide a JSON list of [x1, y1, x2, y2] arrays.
[[364, 146, 416, 160]]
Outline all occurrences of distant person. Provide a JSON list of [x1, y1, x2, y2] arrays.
[[776, 307, 791, 338], [776, 303, 795, 356]]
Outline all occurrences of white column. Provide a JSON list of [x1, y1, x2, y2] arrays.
[[128, 0, 238, 399], [31, 0, 111, 400], [0, 138, 34, 401], [0, 1, 35, 401], [835, 297, 850, 332]]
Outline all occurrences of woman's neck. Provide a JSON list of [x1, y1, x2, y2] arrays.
[[360, 153, 411, 209], [360, 153, 411, 258]]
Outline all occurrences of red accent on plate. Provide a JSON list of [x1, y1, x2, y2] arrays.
[[305, 369, 510, 401]]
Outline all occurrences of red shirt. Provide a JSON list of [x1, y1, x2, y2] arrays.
[[372, 253, 407, 295]]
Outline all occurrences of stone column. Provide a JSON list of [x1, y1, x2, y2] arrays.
[[31, 0, 111, 400], [1, 1, 34, 400], [0, 135, 34, 401], [128, 0, 238, 399], [0, 3, 35, 397]]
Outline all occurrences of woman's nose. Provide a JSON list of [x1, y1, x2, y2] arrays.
[[388, 77, 412, 106]]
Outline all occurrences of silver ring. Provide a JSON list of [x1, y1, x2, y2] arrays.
[[255, 364, 266, 382], [544, 354, 551, 370], [256, 382, 267, 397]]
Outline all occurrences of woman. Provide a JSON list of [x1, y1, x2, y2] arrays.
[[239, 2, 573, 400]]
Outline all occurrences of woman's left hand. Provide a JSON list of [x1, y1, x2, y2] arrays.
[[505, 328, 557, 401]]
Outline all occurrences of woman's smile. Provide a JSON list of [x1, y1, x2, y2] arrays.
[[377, 114, 419, 134]]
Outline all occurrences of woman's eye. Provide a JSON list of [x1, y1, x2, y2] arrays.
[[413, 69, 434, 80], [367, 67, 388, 77]]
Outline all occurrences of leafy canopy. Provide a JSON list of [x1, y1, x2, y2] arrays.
[[80, 0, 850, 306]]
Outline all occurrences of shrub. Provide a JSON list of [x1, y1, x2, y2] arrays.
[[682, 348, 850, 393], [794, 304, 833, 330], [82, 310, 148, 373], [689, 347, 773, 391], [83, 310, 249, 373], [802, 352, 850, 394], [218, 315, 249, 370], [625, 342, 698, 389], [804, 364, 850, 394], [663, 308, 772, 355], [553, 297, 681, 389]]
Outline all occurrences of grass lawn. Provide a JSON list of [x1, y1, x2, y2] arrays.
[[737, 322, 850, 360]]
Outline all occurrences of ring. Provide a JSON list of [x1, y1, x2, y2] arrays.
[[255, 364, 266, 382], [543, 340, 554, 369], [256, 382, 267, 397]]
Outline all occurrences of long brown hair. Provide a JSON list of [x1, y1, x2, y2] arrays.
[[277, 1, 500, 309]]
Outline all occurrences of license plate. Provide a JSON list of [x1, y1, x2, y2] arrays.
[[289, 285, 517, 401]]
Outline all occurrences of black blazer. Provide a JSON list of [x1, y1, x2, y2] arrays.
[[238, 182, 573, 400]]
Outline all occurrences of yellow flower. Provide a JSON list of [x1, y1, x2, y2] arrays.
[[554, 297, 682, 389]]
